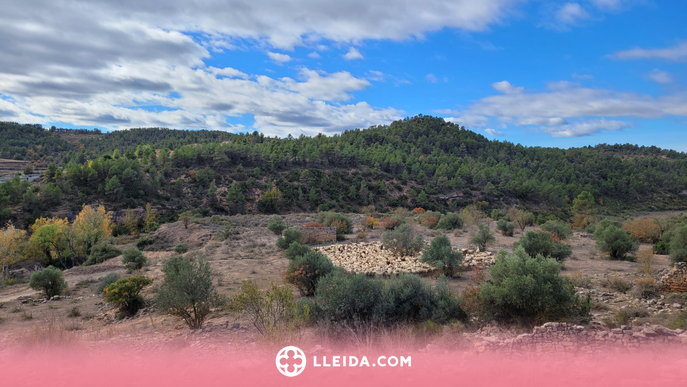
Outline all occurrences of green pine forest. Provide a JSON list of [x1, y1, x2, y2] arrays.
[[2, 115, 687, 228]]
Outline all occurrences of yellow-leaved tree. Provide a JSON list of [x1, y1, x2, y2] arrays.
[[29, 217, 70, 268], [73, 205, 113, 257], [0, 223, 26, 280]]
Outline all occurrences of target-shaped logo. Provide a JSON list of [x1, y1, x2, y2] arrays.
[[276, 346, 307, 377]]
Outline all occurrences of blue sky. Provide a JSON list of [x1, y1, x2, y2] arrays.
[[0, 0, 685, 150]]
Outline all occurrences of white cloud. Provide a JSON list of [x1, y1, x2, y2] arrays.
[[484, 128, 504, 136], [343, 47, 364, 60], [307, 52, 321, 59], [544, 119, 630, 137], [444, 81, 687, 137], [555, 3, 590, 27], [267, 52, 292, 63], [572, 73, 594, 80], [0, 0, 527, 135], [646, 69, 673, 84], [367, 71, 385, 81], [610, 41, 687, 61], [426, 74, 438, 83], [492, 80, 524, 94]]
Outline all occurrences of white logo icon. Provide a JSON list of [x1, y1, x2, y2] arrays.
[[276, 346, 307, 377]]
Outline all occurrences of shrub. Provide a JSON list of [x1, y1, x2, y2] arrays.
[[178, 211, 194, 229], [508, 208, 535, 231], [267, 217, 287, 235], [623, 218, 661, 244], [602, 276, 632, 293], [283, 251, 334, 296], [84, 241, 122, 266], [594, 222, 639, 260], [121, 247, 148, 272], [136, 236, 153, 250], [173, 243, 189, 254], [490, 209, 506, 221], [669, 224, 687, 264], [380, 216, 403, 230], [471, 224, 495, 250], [104, 276, 152, 316], [514, 231, 573, 261], [330, 220, 348, 241], [365, 217, 380, 229], [437, 212, 462, 230], [95, 273, 120, 293], [653, 241, 669, 255], [479, 247, 590, 325], [540, 221, 573, 240], [155, 255, 222, 329], [631, 277, 661, 299], [603, 307, 650, 328], [283, 241, 312, 261], [461, 205, 485, 229], [29, 266, 67, 299], [316, 212, 353, 234], [421, 235, 463, 277], [417, 213, 439, 228], [227, 281, 304, 336], [413, 207, 426, 214], [313, 271, 465, 332], [636, 248, 657, 276], [276, 228, 304, 249], [496, 219, 515, 236], [382, 224, 424, 256]]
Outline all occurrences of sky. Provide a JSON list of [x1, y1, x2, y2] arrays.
[[0, 0, 685, 150]]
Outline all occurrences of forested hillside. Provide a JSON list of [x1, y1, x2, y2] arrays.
[[2, 115, 687, 227]]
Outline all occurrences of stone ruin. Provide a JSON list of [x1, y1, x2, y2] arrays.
[[315, 242, 496, 276], [659, 262, 687, 293], [300, 227, 337, 244]]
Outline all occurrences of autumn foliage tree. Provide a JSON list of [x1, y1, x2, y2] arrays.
[[0, 223, 26, 281], [623, 218, 661, 244]]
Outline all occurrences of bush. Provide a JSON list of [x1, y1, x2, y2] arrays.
[[653, 241, 669, 255], [602, 275, 632, 293], [267, 217, 287, 236], [380, 216, 403, 230], [540, 221, 573, 240], [603, 307, 650, 329], [227, 281, 304, 336], [496, 219, 515, 236], [437, 213, 462, 230], [283, 251, 334, 296], [421, 235, 463, 277], [276, 228, 304, 249], [479, 247, 590, 325], [316, 212, 353, 234], [104, 276, 152, 316], [29, 266, 67, 299], [623, 218, 661, 244], [631, 277, 661, 299], [173, 243, 189, 254], [283, 241, 312, 261], [514, 231, 572, 261], [136, 236, 153, 250], [471, 224, 495, 250], [121, 247, 148, 272], [84, 241, 122, 266], [382, 224, 424, 256], [95, 273, 120, 293], [155, 255, 222, 329], [365, 217, 380, 229], [594, 222, 639, 260], [417, 212, 440, 228], [669, 224, 687, 264], [490, 209, 506, 221], [313, 271, 465, 332]]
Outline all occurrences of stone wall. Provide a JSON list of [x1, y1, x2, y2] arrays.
[[300, 227, 337, 244], [659, 262, 687, 293]]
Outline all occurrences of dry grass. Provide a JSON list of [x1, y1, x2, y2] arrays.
[[602, 275, 633, 293], [567, 271, 593, 288]]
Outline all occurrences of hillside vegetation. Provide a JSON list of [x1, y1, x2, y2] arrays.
[[1, 115, 687, 228]]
